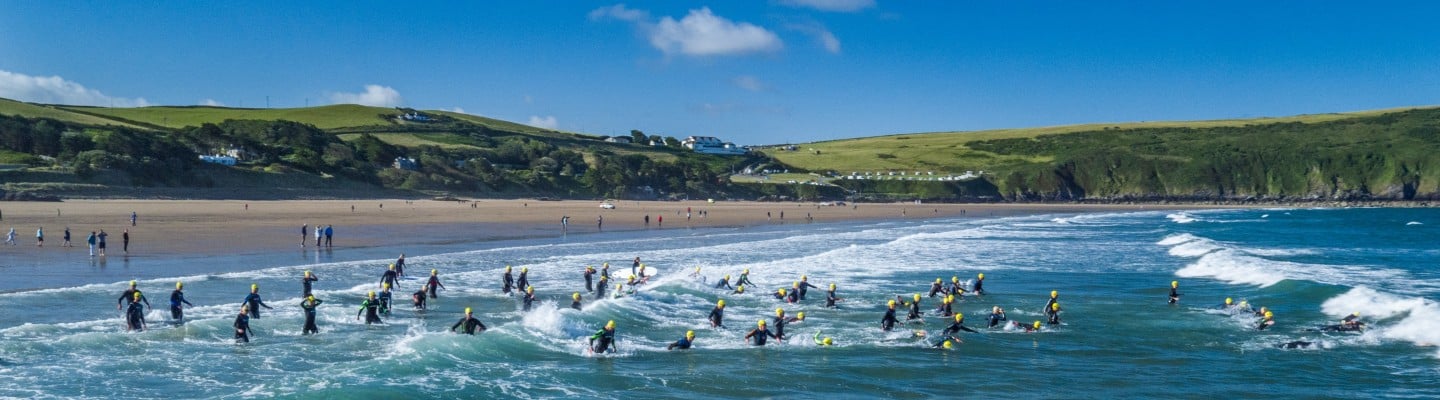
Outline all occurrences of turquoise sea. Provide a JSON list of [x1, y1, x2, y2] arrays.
[[1, 208, 1437, 398]]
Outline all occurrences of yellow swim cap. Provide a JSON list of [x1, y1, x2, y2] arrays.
[[758, 319, 766, 326], [942, 340, 953, 349], [133, 292, 141, 299], [369, 291, 376, 297], [743, 269, 750, 274], [527, 286, 534, 293], [1051, 290, 1058, 298], [823, 337, 833, 346], [936, 278, 942, 283], [606, 320, 615, 329], [465, 307, 472, 314], [130, 280, 137, 287], [888, 300, 896, 307], [616, 283, 623, 290], [1226, 297, 1233, 305], [1265, 311, 1274, 318], [725, 275, 731, 280], [913, 294, 921, 302], [522, 267, 528, 273], [1052, 303, 1060, 311], [432, 269, 438, 275], [779, 289, 787, 296], [572, 292, 581, 300], [978, 273, 984, 279], [389, 264, 395, 269], [252, 284, 259, 291], [954, 313, 963, 322], [775, 308, 784, 316], [737, 286, 745, 293], [829, 283, 836, 290], [603, 262, 609, 267], [1033, 321, 1042, 329], [384, 283, 391, 289], [945, 295, 954, 303], [176, 281, 183, 289], [801, 275, 808, 280], [1171, 280, 1178, 288], [718, 299, 726, 307], [797, 312, 805, 320], [952, 276, 959, 282], [506, 265, 512, 271], [686, 330, 695, 339], [792, 281, 799, 288], [305, 270, 311, 277], [306, 295, 314, 301], [1352, 312, 1360, 317]]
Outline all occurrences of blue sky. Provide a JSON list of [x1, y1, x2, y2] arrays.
[[2, 1, 1438, 144]]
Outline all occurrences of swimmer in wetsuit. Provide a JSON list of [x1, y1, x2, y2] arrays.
[[709, 299, 726, 328], [813, 330, 834, 347], [170, 281, 193, 322], [595, 276, 609, 298], [241, 284, 273, 318], [301, 295, 323, 335], [522, 286, 537, 312], [934, 295, 955, 317], [426, 269, 445, 299], [451, 307, 487, 335], [987, 306, 1007, 328], [1257, 311, 1275, 331], [584, 266, 596, 293], [1047, 302, 1062, 325], [302, 270, 319, 297], [412, 286, 428, 310], [516, 267, 531, 294], [735, 269, 755, 287], [357, 291, 383, 325], [906, 294, 924, 321], [589, 320, 618, 353], [502, 265, 514, 295], [927, 278, 945, 298], [233, 305, 251, 342], [380, 264, 399, 290], [125, 292, 147, 331], [571, 292, 583, 310], [714, 275, 733, 290], [732, 285, 746, 295], [825, 283, 843, 308], [797, 275, 819, 300], [973, 273, 986, 295], [378, 284, 394, 316], [745, 319, 779, 346], [117, 280, 149, 312], [1168, 281, 1181, 304], [772, 308, 803, 340], [941, 313, 979, 335], [881, 300, 899, 331], [948, 276, 966, 299], [667, 330, 697, 350]]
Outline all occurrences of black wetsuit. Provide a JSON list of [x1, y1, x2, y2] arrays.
[[170, 289, 193, 321], [1278, 341, 1314, 349], [242, 293, 271, 318], [502, 271, 514, 294], [358, 298, 382, 325], [825, 290, 840, 308], [973, 279, 985, 295], [126, 301, 146, 331], [571, 299, 582, 310], [233, 313, 250, 343], [928, 282, 945, 298], [412, 290, 427, 310], [745, 327, 778, 345], [881, 308, 899, 331], [1048, 309, 1062, 325], [709, 307, 725, 328], [798, 281, 818, 300], [935, 301, 953, 317], [584, 268, 595, 292], [1042, 297, 1058, 317], [931, 335, 961, 348], [522, 292, 536, 311], [714, 278, 733, 290], [907, 301, 923, 320], [394, 257, 406, 277], [773, 316, 791, 339], [596, 280, 608, 298], [988, 311, 1007, 328], [380, 270, 398, 290], [949, 282, 966, 297], [301, 298, 323, 334], [736, 274, 754, 287], [786, 290, 798, 303], [1168, 287, 1180, 304], [667, 336, 694, 350], [118, 288, 150, 310], [426, 276, 444, 299], [516, 271, 530, 293], [942, 321, 978, 335], [451, 316, 487, 335], [590, 328, 617, 353], [302, 275, 319, 297], [378, 290, 393, 315]]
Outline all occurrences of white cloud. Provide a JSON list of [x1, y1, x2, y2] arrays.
[[0, 69, 150, 107], [328, 84, 403, 107], [789, 21, 842, 54], [591, 5, 783, 57], [732, 75, 767, 92], [200, 99, 224, 107], [780, 0, 875, 12], [588, 3, 648, 22], [527, 115, 558, 130]]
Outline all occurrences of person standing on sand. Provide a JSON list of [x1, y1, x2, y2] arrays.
[[315, 223, 323, 247], [36, 227, 43, 247], [597, 215, 603, 230], [324, 225, 333, 248], [86, 231, 96, 256], [122, 229, 130, 254], [5, 227, 15, 245], [130, 211, 137, 226], [97, 230, 108, 256], [300, 224, 307, 247], [63, 227, 71, 247]]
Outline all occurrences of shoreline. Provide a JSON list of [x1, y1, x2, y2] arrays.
[[0, 199, 1240, 292]]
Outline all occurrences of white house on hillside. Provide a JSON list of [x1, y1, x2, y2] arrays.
[[682, 136, 747, 155]]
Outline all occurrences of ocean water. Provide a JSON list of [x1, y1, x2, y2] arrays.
[[2, 208, 1438, 399]]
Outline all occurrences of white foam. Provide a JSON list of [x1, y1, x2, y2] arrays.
[[1406, 221, 1423, 226], [1166, 213, 1197, 224], [1321, 287, 1440, 356]]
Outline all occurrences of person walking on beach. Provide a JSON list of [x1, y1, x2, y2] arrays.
[[130, 211, 137, 226], [324, 225, 333, 248], [597, 215, 603, 230], [426, 269, 445, 298], [301, 295, 323, 335], [122, 229, 130, 253], [234, 305, 252, 343], [300, 224, 307, 247], [86, 231, 96, 256], [63, 227, 71, 247], [302, 270, 320, 297], [170, 281, 193, 323], [241, 284, 274, 318], [96, 230, 108, 256], [451, 307, 487, 335], [5, 227, 15, 245], [35, 226, 43, 247], [315, 223, 323, 247]]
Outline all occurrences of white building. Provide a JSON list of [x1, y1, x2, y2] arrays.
[[681, 136, 748, 155], [199, 155, 236, 166]]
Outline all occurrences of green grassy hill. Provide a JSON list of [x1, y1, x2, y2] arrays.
[[0, 98, 149, 129], [764, 107, 1440, 201]]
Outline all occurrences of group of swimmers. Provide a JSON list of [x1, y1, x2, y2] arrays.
[[1172, 281, 1366, 349]]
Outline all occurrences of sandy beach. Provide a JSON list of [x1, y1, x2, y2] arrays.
[[0, 199, 1220, 256]]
